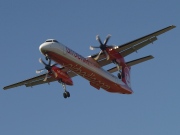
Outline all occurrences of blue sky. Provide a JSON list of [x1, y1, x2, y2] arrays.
[[0, 0, 179, 135]]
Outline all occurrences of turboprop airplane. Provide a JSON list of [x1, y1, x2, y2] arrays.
[[3, 25, 176, 98]]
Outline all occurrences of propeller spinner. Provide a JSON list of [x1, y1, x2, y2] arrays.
[[90, 34, 114, 60], [36, 58, 57, 81]]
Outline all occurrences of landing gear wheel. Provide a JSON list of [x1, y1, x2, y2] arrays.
[[66, 91, 70, 97], [63, 91, 70, 98], [118, 73, 121, 79], [63, 92, 67, 98]]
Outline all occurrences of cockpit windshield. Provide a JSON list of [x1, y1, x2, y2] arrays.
[[45, 39, 59, 43]]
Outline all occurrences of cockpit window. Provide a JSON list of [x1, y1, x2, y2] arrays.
[[45, 39, 59, 43], [45, 40, 52, 42], [53, 40, 59, 43]]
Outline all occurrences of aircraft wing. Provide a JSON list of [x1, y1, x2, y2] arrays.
[[91, 25, 176, 67], [116, 25, 175, 53], [3, 71, 77, 90]]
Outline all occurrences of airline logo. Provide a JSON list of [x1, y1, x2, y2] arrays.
[[66, 47, 97, 67]]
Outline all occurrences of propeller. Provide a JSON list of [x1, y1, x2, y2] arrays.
[[36, 58, 57, 81], [90, 34, 114, 60]]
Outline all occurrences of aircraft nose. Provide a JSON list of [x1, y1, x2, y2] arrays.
[[39, 42, 51, 54]]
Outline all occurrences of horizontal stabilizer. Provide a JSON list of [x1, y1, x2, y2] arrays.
[[107, 55, 154, 73], [126, 55, 154, 66]]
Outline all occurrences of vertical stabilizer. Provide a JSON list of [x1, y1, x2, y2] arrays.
[[122, 66, 131, 88]]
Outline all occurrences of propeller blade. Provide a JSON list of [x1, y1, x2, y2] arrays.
[[52, 70, 58, 78], [104, 50, 110, 60], [96, 35, 103, 45], [104, 34, 111, 45], [107, 45, 115, 48], [94, 50, 102, 60], [36, 69, 45, 74], [43, 73, 49, 82], [90, 46, 100, 50], [39, 58, 48, 66], [90, 46, 94, 50], [48, 58, 51, 66], [51, 63, 58, 67], [91, 35, 114, 61]]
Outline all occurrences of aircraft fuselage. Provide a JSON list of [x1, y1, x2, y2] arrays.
[[39, 40, 132, 94]]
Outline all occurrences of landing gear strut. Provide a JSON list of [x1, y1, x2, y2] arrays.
[[118, 72, 121, 79], [45, 54, 49, 61], [58, 79, 70, 99], [113, 59, 122, 79]]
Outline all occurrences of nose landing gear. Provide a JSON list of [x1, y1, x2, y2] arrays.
[[118, 72, 121, 79], [58, 79, 70, 99]]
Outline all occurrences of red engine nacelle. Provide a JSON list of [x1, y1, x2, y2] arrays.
[[50, 66, 73, 85]]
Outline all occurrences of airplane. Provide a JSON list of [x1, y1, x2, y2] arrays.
[[3, 25, 176, 98]]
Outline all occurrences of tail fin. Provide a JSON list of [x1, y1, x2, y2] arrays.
[[122, 66, 131, 88]]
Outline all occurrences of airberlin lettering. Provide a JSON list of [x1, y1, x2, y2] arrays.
[[66, 47, 88, 63], [63, 63, 110, 90], [66, 47, 97, 67]]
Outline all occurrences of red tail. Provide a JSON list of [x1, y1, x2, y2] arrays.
[[122, 66, 131, 88], [107, 48, 131, 88]]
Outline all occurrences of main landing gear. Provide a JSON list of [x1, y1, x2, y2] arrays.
[[112, 59, 122, 79], [117, 72, 121, 79], [58, 79, 70, 99]]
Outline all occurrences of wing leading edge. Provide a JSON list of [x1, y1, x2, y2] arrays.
[[3, 74, 47, 90], [117, 25, 176, 52]]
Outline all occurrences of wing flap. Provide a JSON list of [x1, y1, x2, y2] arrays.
[[120, 37, 157, 57], [98, 59, 111, 67], [107, 55, 154, 73], [67, 71, 77, 78], [25, 77, 56, 87]]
